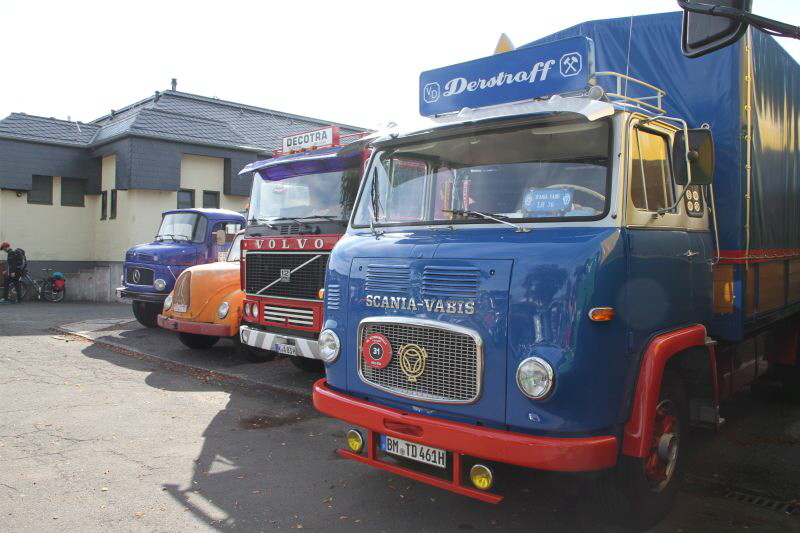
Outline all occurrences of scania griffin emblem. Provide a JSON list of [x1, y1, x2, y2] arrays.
[[398, 343, 428, 382]]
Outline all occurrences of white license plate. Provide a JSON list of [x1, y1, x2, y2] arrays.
[[173, 304, 187, 313], [276, 343, 297, 356], [381, 435, 447, 469]]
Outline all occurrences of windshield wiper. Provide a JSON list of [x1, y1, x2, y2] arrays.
[[451, 210, 530, 233], [369, 168, 384, 238], [292, 215, 347, 226], [156, 233, 189, 241]]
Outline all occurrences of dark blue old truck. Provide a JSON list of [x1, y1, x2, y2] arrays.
[[312, 13, 800, 527], [118, 208, 245, 327]]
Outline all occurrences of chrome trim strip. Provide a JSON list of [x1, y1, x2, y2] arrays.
[[356, 316, 484, 405]]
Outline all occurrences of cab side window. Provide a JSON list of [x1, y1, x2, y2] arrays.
[[630, 128, 674, 212]]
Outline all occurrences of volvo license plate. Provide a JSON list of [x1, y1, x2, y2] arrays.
[[276, 343, 297, 356], [381, 435, 447, 469]]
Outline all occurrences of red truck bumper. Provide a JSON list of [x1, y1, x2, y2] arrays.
[[157, 315, 233, 337], [313, 379, 618, 503]]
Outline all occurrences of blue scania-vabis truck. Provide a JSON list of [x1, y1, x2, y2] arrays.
[[311, 12, 800, 527]]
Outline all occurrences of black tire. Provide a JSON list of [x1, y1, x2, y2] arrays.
[[132, 301, 160, 328], [594, 370, 688, 529], [233, 334, 277, 363], [289, 355, 324, 373], [42, 283, 65, 303], [178, 332, 220, 349]]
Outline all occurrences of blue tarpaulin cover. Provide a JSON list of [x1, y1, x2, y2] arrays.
[[525, 12, 800, 255]]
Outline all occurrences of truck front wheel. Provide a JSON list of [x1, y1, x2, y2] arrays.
[[595, 370, 688, 528], [178, 333, 219, 350], [132, 301, 160, 328]]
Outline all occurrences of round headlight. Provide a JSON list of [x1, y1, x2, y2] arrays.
[[318, 329, 341, 363], [244, 302, 251, 316], [153, 278, 167, 291], [217, 301, 230, 319], [251, 303, 259, 320], [163, 294, 173, 311], [516, 357, 554, 399]]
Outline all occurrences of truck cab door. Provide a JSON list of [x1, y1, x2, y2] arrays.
[[624, 122, 694, 346], [210, 221, 243, 262]]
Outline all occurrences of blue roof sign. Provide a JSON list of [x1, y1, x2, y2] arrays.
[[419, 36, 595, 117]]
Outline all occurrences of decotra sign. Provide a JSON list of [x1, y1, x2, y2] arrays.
[[419, 36, 594, 117], [282, 126, 339, 152]]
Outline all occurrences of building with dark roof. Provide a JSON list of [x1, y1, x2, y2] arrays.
[[0, 88, 363, 299]]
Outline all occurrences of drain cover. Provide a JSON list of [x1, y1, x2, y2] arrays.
[[722, 489, 800, 516]]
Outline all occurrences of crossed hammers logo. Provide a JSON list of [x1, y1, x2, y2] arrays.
[[560, 52, 582, 77]]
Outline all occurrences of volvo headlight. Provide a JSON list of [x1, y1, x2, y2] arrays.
[[217, 301, 230, 319], [516, 357, 554, 399], [251, 303, 259, 320], [154, 278, 167, 291], [163, 294, 173, 311], [318, 329, 341, 363]]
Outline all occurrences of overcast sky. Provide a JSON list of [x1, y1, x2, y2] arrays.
[[1, 0, 799, 132]]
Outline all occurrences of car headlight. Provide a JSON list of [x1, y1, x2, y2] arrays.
[[516, 357, 554, 399], [318, 329, 341, 363], [251, 303, 259, 320], [163, 294, 173, 311], [153, 278, 167, 291], [217, 301, 230, 319]]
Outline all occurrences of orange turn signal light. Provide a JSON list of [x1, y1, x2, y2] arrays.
[[588, 307, 614, 322], [318, 288, 325, 300]]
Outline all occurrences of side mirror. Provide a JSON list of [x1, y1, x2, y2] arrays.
[[215, 229, 226, 246], [673, 129, 715, 186], [680, 0, 752, 58]]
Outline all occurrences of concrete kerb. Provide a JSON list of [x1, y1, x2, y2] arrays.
[[51, 326, 313, 401]]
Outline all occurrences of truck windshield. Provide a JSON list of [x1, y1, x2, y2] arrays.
[[352, 119, 610, 228], [248, 166, 362, 224], [156, 212, 207, 243]]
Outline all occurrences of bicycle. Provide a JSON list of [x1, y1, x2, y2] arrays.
[[6, 268, 66, 303]]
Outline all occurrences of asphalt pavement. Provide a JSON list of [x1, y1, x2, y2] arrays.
[[1, 302, 799, 532]]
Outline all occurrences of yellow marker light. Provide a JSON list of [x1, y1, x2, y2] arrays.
[[318, 288, 325, 300], [346, 429, 364, 453], [588, 307, 615, 322], [469, 464, 494, 490]]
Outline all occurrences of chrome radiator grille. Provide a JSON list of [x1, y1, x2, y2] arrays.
[[263, 304, 314, 327], [358, 319, 482, 404]]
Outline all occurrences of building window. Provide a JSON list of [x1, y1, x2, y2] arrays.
[[61, 177, 86, 207], [177, 189, 195, 209], [100, 191, 108, 220], [203, 190, 220, 208], [28, 175, 53, 205], [110, 190, 118, 219]]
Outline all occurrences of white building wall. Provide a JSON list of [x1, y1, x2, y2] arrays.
[[0, 177, 96, 262]]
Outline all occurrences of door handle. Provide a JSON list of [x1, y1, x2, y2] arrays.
[[683, 250, 699, 257]]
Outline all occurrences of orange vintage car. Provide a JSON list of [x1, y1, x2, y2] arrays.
[[157, 232, 271, 361]]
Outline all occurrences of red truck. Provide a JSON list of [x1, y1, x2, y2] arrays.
[[238, 126, 368, 370]]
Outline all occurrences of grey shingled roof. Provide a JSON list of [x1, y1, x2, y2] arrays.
[[0, 113, 99, 146], [0, 90, 364, 152]]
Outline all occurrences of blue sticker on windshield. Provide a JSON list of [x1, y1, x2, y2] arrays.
[[523, 188, 573, 213]]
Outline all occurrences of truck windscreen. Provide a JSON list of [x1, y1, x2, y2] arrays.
[[352, 119, 610, 227], [156, 212, 206, 243], [248, 166, 362, 223]]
